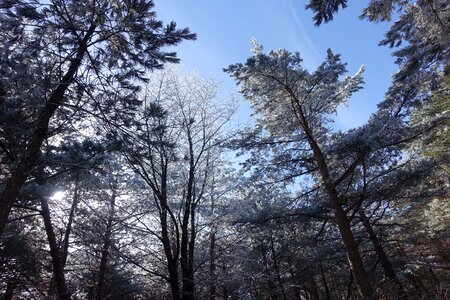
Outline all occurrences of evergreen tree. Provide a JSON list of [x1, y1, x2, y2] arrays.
[[0, 0, 196, 236], [225, 43, 379, 299]]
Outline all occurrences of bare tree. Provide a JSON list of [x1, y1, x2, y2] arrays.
[[115, 68, 236, 300]]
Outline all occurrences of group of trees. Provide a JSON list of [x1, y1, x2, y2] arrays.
[[0, 0, 448, 299]]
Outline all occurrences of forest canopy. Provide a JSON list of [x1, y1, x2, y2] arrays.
[[0, 0, 448, 299]]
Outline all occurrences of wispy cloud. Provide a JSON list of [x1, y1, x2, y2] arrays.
[[288, 0, 321, 68]]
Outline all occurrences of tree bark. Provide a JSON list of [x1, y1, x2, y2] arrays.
[[209, 229, 217, 300], [40, 197, 70, 300], [61, 172, 81, 267], [3, 280, 17, 300], [281, 72, 376, 299], [269, 235, 287, 300], [182, 202, 196, 300], [0, 25, 96, 237], [95, 190, 116, 300], [152, 157, 181, 300], [319, 263, 331, 300], [330, 199, 375, 299], [47, 172, 81, 295], [302, 122, 376, 299], [346, 270, 354, 300], [359, 210, 408, 300], [160, 195, 181, 300], [309, 276, 320, 300], [180, 130, 196, 300], [261, 245, 279, 300]]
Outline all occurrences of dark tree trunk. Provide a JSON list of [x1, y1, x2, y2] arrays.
[[40, 197, 70, 300], [3, 280, 17, 300], [330, 199, 375, 299], [293, 285, 303, 300], [222, 262, 233, 299], [155, 158, 181, 300], [181, 131, 196, 300], [166, 256, 181, 300], [160, 195, 181, 300], [320, 263, 331, 300], [309, 276, 320, 300], [313, 156, 375, 299], [269, 235, 287, 300], [95, 191, 116, 300], [261, 245, 279, 300], [61, 172, 81, 267], [180, 201, 194, 300], [182, 202, 196, 300], [208, 183, 217, 300], [285, 79, 376, 299], [346, 270, 354, 300], [302, 122, 376, 299], [209, 229, 217, 300], [359, 210, 408, 300], [288, 266, 304, 300], [48, 172, 81, 295], [0, 26, 96, 237]]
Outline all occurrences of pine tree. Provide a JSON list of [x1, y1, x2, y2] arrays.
[[225, 43, 379, 299], [0, 0, 195, 236]]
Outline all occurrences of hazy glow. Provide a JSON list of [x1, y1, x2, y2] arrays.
[[52, 191, 66, 201]]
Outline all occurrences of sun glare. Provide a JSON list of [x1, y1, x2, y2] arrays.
[[51, 191, 66, 201]]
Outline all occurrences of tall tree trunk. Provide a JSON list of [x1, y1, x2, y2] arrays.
[[261, 245, 279, 300], [157, 160, 181, 300], [330, 200, 375, 299], [269, 235, 287, 300], [287, 83, 376, 299], [181, 131, 195, 300], [221, 263, 234, 299], [184, 203, 196, 300], [48, 172, 81, 296], [180, 204, 195, 300], [209, 229, 217, 300], [40, 197, 70, 300], [3, 280, 17, 300], [288, 265, 304, 300], [301, 121, 376, 299], [293, 285, 303, 300], [95, 187, 116, 300], [309, 276, 320, 300], [359, 210, 408, 300], [61, 172, 81, 267], [0, 25, 96, 237], [180, 202, 194, 300], [208, 173, 217, 300], [320, 263, 331, 300], [166, 254, 181, 300], [346, 270, 354, 300], [160, 197, 181, 300]]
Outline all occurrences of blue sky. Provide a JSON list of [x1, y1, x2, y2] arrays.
[[155, 0, 397, 130]]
